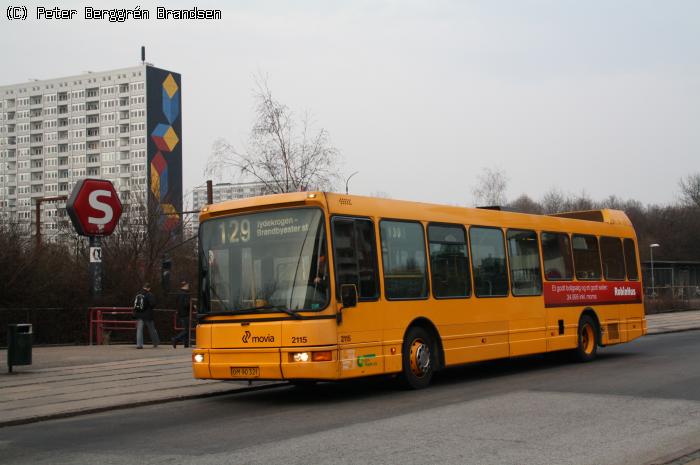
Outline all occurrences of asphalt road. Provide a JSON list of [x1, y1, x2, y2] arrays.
[[2, 332, 700, 465]]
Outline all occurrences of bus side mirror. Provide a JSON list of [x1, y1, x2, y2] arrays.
[[338, 284, 358, 324], [340, 284, 358, 309]]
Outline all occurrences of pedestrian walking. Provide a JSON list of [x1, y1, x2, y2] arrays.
[[133, 283, 160, 349], [172, 280, 192, 348]]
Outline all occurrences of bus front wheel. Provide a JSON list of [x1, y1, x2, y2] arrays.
[[399, 326, 435, 389], [574, 315, 598, 362]]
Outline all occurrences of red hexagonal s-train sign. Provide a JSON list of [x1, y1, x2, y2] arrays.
[[66, 179, 123, 236]]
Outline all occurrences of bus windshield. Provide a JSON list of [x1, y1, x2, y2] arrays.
[[199, 207, 329, 314]]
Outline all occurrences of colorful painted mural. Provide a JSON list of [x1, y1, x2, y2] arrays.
[[146, 67, 182, 232]]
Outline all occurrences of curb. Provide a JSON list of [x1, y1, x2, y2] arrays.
[[0, 381, 287, 429], [645, 327, 700, 337], [647, 444, 700, 465]]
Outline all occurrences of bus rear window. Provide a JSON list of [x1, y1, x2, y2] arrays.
[[623, 238, 639, 281]]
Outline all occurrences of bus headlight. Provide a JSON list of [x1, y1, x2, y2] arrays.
[[292, 352, 310, 362], [194, 354, 205, 363]]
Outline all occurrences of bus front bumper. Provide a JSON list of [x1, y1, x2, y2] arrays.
[[192, 346, 339, 381]]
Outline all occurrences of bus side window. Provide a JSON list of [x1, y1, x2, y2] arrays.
[[623, 238, 639, 281], [380, 220, 429, 300], [572, 234, 602, 280], [600, 237, 626, 280], [540, 232, 573, 281], [428, 224, 470, 298], [506, 229, 542, 296], [469, 227, 509, 297], [331, 217, 380, 301]]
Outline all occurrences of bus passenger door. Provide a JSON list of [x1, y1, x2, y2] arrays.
[[331, 217, 384, 378]]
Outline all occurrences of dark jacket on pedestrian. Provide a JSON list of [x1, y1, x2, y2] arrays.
[[134, 288, 157, 321], [176, 289, 190, 319]]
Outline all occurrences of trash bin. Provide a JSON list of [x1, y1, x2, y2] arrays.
[[7, 324, 32, 373]]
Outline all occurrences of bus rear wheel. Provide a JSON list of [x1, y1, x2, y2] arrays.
[[574, 315, 598, 362], [398, 326, 435, 389]]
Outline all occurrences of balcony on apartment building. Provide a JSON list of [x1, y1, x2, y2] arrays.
[[86, 127, 100, 140]]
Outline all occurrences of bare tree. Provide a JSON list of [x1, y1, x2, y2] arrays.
[[206, 76, 342, 193], [98, 191, 186, 296], [472, 167, 508, 206], [597, 195, 625, 210], [509, 194, 543, 214], [565, 190, 594, 212], [541, 188, 566, 214], [679, 173, 700, 207], [540, 188, 595, 213]]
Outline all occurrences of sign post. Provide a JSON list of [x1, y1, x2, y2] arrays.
[[89, 236, 103, 296], [66, 179, 122, 297]]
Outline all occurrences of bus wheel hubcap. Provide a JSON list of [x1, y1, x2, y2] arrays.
[[410, 339, 431, 377], [581, 324, 594, 354]]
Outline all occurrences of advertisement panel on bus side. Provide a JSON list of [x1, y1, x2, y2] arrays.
[[543, 281, 642, 308]]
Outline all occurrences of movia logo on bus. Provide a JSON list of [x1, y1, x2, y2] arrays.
[[66, 179, 123, 296]]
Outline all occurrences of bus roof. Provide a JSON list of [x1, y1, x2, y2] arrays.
[[199, 191, 636, 238], [550, 209, 633, 226]]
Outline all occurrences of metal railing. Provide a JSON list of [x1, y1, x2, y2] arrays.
[[644, 285, 700, 300], [88, 300, 197, 345]]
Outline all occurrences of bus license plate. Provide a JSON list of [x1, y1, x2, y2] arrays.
[[230, 366, 260, 378]]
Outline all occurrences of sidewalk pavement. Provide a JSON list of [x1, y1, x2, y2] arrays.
[[645, 310, 700, 335], [0, 345, 280, 427], [1, 310, 699, 428]]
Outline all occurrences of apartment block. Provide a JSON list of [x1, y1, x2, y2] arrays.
[[190, 181, 270, 230], [0, 64, 182, 241]]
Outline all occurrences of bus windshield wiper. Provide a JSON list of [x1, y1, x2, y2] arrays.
[[237, 304, 303, 320]]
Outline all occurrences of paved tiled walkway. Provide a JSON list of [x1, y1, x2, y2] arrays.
[[0, 345, 274, 427]]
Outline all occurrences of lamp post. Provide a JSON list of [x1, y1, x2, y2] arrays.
[[345, 171, 359, 195], [650, 243, 660, 298]]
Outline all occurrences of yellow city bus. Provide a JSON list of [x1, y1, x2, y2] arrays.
[[192, 192, 645, 388]]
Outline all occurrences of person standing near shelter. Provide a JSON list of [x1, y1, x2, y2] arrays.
[[172, 280, 192, 348], [134, 283, 159, 349]]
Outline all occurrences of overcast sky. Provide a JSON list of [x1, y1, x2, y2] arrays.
[[3, 0, 698, 207]]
